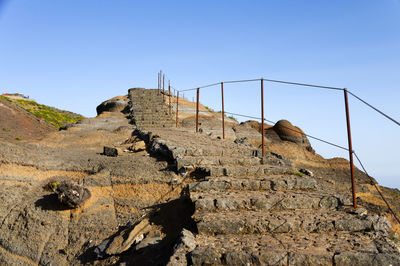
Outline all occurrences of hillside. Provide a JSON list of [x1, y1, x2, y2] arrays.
[[0, 94, 84, 142], [0, 88, 399, 265]]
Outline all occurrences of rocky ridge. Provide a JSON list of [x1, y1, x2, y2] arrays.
[[0, 88, 399, 265]]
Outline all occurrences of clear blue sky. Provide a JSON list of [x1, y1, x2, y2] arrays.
[[1, 0, 399, 188]]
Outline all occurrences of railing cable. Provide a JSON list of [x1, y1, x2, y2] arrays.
[[224, 111, 349, 151], [347, 90, 400, 127], [353, 152, 400, 224]]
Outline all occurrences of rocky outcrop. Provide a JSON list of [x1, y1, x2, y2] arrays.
[[266, 119, 314, 152], [56, 180, 91, 208], [96, 95, 129, 115]]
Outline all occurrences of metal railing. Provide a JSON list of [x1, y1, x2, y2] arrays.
[[157, 71, 400, 215]]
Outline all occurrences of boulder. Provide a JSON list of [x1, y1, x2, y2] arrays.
[[265, 120, 314, 152], [55, 180, 91, 208], [96, 95, 129, 115], [131, 140, 146, 152], [103, 146, 118, 157]]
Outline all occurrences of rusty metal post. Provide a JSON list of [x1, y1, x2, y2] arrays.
[[344, 88, 357, 208], [162, 74, 165, 102], [196, 88, 199, 132], [221, 82, 225, 139], [261, 78, 265, 157], [176, 91, 179, 127], [158, 72, 161, 94], [168, 81, 172, 115]]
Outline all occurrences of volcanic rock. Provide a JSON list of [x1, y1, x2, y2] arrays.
[[55, 180, 91, 208], [266, 119, 314, 151], [96, 95, 129, 115]]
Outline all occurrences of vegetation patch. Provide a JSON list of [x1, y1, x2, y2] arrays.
[[293, 171, 305, 177], [228, 115, 238, 122], [0, 95, 12, 102], [5, 97, 84, 128]]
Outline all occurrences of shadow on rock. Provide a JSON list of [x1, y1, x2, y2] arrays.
[[79, 195, 197, 265], [34, 193, 72, 211], [119, 196, 197, 265]]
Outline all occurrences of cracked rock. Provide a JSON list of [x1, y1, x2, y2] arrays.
[[56, 180, 91, 208]]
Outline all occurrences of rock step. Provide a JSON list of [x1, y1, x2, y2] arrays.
[[129, 88, 175, 128], [207, 164, 293, 177], [135, 117, 173, 121], [190, 233, 400, 266], [188, 175, 318, 192], [194, 209, 388, 235], [191, 190, 343, 212], [176, 155, 261, 168]]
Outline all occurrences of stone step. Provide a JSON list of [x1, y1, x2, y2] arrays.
[[176, 155, 261, 168], [207, 164, 293, 177], [188, 175, 318, 193], [190, 190, 343, 212], [194, 209, 387, 236], [189, 233, 400, 266]]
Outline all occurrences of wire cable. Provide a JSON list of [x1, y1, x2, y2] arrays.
[[353, 152, 400, 225], [179, 82, 220, 92], [347, 90, 400, 127], [262, 78, 344, 91], [224, 111, 349, 151], [224, 78, 261, 84], [177, 77, 344, 93]]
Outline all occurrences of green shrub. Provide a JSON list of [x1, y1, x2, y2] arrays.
[[11, 99, 84, 128], [293, 171, 304, 177]]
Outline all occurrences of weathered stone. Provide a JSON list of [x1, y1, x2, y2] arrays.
[[131, 140, 146, 152], [190, 246, 222, 265], [134, 234, 162, 251], [334, 252, 400, 266], [167, 229, 196, 266], [105, 218, 151, 255], [96, 95, 129, 115], [335, 218, 372, 232], [215, 198, 241, 210], [103, 146, 118, 157], [250, 197, 272, 210], [224, 250, 256, 265], [55, 180, 91, 208], [366, 215, 391, 235], [234, 137, 251, 146], [194, 198, 215, 211], [288, 252, 332, 265], [319, 196, 341, 210]]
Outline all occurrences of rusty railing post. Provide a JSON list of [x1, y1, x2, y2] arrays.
[[344, 88, 357, 208], [221, 82, 225, 139], [196, 88, 199, 132], [158, 72, 161, 94], [176, 91, 179, 127], [261, 78, 265, 157], [168, 81, 172, 115], [162, 74, 165, 102]]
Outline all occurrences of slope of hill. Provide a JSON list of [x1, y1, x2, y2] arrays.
[[0, 95, 84, 142]]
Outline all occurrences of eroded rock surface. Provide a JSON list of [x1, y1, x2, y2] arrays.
[[0, 88, 399, 266]]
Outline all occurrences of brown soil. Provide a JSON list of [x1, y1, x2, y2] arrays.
[[0, 98, 55, 142]]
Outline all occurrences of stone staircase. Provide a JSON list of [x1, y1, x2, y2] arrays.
[[128, 88, 175, 128], [132, 126, 400, 266]]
